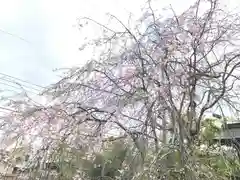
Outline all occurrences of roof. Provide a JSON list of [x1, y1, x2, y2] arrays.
[[213, 122, 240, 145], [224, 122, 240, 129]]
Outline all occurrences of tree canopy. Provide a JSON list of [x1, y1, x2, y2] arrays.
[[1, 0, 240, 179]]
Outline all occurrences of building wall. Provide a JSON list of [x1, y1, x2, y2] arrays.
[[220, 128, 240, 139], [2, 175, 16, 180], [0, 162, 13, 174], [0, 161, 17, 180]]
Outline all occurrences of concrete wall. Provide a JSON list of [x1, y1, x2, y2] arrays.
[[0, 163, 13, 174], [1, 174, 17, 180], [0, 162, 17, 180], [220, 128, 240, 139]]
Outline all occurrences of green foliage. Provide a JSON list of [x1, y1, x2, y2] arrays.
[[15, 118, 240, 180], [32, 118, 240, 180], [200, 118, 221, 143], [82, 141, 129, 180]]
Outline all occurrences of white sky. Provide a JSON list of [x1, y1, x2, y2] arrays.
[[0, 0, 239, 89]]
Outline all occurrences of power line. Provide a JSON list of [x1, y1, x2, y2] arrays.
[[0, 81, 38, 95], [0, 106, 17, 112], [0, 77, 42, 91], [0, 78, 40, 92], [0, 28, 30, 44], [0, 78, 41, 92], [0, 73, 45, 89]]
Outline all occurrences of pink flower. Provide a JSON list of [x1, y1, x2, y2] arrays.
[[120, 65, 136, 80]]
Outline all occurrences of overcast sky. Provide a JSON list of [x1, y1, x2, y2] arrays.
[[0, 0, 238, 92], [0, 0, 139, 88]]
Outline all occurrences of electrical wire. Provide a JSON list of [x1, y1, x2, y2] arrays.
[[0, 72, 47, 95], [0, 73, 45, 89], [0, 28, 30, 44], [0, 78, 41, 92], [0, 81, 38, 95], [0, 106, 17, 112]]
